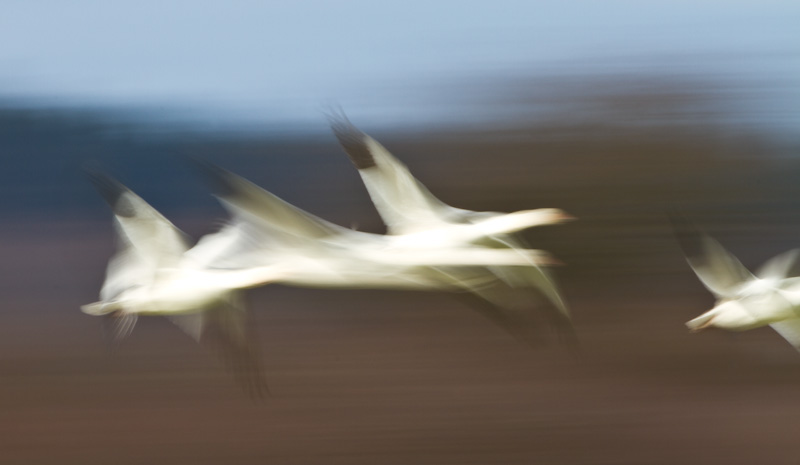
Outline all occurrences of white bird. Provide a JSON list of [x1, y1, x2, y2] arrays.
[[194, 163, 574, 346], [328, 114, 575, 345], [82, 171, 274, 395], [673, 215, 800, 351], [193, 161, 562, 293]]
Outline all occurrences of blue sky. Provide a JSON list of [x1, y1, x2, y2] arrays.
[[1, 0, 798, 129]]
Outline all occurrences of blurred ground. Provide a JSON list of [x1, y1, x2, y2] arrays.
[[2, 79, 800, 464]]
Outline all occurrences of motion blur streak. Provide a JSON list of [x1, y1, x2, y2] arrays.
[[1, 73, 800, 464]]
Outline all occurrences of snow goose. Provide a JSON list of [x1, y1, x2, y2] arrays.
[[673, 215, 800, 351], [193, 161, 561, 291], [328, 115, 575, 345], [82, 171, 272, 396], [194, 161, 570, 346]]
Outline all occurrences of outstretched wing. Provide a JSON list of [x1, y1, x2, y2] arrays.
[[86, 170, 189, 301], [669, 214, 753, 298], [192, 160, 346, 241], [770, 319, 800, 352], [169, 293, 269, 398], [459, 234, 570, 317], [438, 266, 577, 350], [757, 249, 800, 280], [329, 113, 471, 234]]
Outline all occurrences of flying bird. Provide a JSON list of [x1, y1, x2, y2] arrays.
[[192, 161, 562, 292], [82, 171, 272, 396], [325, 114, 576, 346], [672, 215, 800, 351]]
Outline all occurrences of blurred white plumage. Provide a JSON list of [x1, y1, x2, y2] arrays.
[[82, 171, 272, 395], [673, 216, 800, 351], [194, 162, 561, 292], [82, 165, 568, 392], [328, 114, 575, 344]]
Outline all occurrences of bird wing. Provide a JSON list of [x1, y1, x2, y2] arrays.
[[770, 319, 800, 351], [330, 114, 468, 234], [757, 249, 800, 280], [169, 293, 269, 397], [669, 215, 753, 298], [470, 234, 570, 316], [193, 160, 346, 241], [87, 171, 190, 301], [434, 267, 576, 349], [182, 219, 276, 271]]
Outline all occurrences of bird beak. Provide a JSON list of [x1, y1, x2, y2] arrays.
[[556, 212, 577, 222], [686, 311, 716, 332]]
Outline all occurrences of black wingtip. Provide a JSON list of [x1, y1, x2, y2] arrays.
[[186, 157, 239, 199], [326, 110, 377, 170], [200, 304, 271, 400], [667, 210, 705, 259], [83, 167, 137, 218], [550, 312, 584, 360]]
